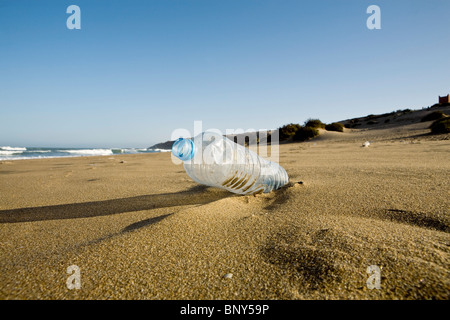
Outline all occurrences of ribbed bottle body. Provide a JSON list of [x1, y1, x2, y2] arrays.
[[173, 132, 288, 195]]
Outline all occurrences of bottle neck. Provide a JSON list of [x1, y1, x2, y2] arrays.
[[172, 138, 195, 161]]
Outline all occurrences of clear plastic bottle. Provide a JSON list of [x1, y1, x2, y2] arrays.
[[172, 132, 289, 195]]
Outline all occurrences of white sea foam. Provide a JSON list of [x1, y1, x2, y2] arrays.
[[59, 149, 114, 156], [0, 146, 162, 161], [0, 150, 23, 155], [112, 148, 153, 154], [0, 155, 72, 161], [127, 148, 150, 153], [0, 146, 27, 151]]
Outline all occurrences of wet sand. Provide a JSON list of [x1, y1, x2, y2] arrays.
[[0, 122, 449, 299]]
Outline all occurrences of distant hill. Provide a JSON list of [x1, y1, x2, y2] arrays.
[[338, 103, 450, 129], [149, 103, 450, 149], [148, 140, 175, 150]]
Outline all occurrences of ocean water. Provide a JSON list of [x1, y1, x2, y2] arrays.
[[0, 146, 171, 161]]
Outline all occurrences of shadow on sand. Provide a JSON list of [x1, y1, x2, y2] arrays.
[[0, 185, 232, 224]]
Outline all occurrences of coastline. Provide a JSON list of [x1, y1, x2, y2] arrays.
[[0, 147, 171, 162]]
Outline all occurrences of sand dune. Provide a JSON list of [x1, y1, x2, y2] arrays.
[[0, 118, 449, 299]]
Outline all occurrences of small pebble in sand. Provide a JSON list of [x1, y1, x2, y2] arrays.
[[362, 141, 370, 147], [224, 273, 233, 279]]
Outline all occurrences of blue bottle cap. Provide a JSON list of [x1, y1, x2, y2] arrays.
[[172, 138, 195, 161]]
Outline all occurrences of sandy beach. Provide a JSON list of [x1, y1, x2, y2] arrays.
[[1, 116, 449, 300]]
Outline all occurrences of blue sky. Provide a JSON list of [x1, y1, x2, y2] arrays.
[[1, 0, 449, 147]]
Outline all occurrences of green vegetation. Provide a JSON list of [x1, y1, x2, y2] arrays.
[[303, 118, 326, 129], [421, 111, 447, 122], [363, 110, 410, 122], [293, 126, 319, 141], [429, 117, 450, 134], [325, 122, 344, 132], [278, 123, 302, 141], [345, 118, 361, 128], [430, 102, 450, 108], [367, 120, 378, 125], [278, 119, 326, 141]]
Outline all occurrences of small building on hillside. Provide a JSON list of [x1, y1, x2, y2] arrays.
[[439, 94, 450, 104]]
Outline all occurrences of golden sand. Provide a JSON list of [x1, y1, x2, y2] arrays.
[[0, 121, 449, 299]]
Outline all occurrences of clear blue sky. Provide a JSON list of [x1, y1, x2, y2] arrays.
[[1, 0, 449, 148]]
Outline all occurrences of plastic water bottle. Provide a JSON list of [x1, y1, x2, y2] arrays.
[[171, 132, 289, 195]]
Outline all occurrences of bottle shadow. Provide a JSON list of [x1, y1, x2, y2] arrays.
[[121, 213, 174, 233], [0, 185, 232, 224]]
